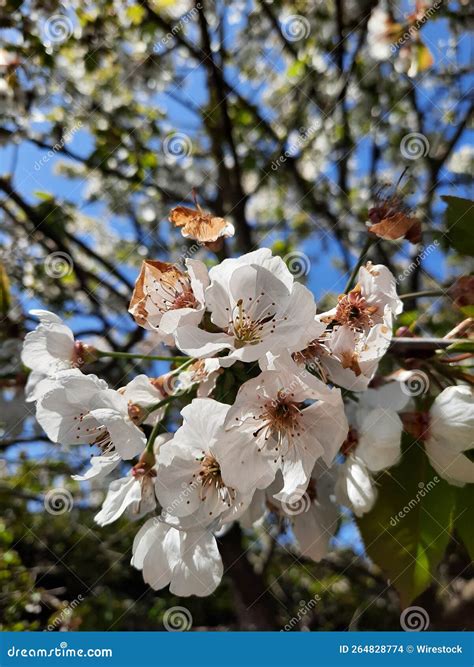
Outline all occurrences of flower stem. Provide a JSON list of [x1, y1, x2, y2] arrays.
[[344, 238, 374, 293], [95, 350, 188, 363], [400, 289, 445, 300], [142, 395, 178, 420], [145, 420, 163, 453], [389, 336, 467, 351], [166, 356, 195, 376]]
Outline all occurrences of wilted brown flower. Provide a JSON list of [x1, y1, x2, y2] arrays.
[[368, 193, 421, 244], [449, 276, 474, 308], [169, 201, 234, 251], [128, 260, 199, 331], [332, 285, 379, 331]]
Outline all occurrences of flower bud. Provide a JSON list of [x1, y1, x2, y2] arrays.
[[73, 341, 99, 366]]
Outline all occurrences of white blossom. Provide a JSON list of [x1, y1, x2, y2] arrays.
[[293, 323, 393, 392], [291, 463, 339, 562], [321, 263, 402, 333], [155, 398, 252, 525], [336, 454, 377, 517], [21, 310, 76, 375], [176, 249, 317, 365], [36, 370, 146, 460], [367, 8, 397, 61], [21, 310, 77, 401], [131, 515, 223, 597], [425, 386, 474, 486], [94, 435, 171, 526], [223, 364, 348, 502], [348, 382, 409, 472], [22, 239, 467, 601]]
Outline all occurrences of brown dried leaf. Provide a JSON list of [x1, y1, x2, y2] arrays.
[[169, 206, 234, 247]]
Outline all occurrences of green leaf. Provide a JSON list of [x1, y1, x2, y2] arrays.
[[446, 340, 474, 353], [33, 191, 54, 201], [441, 195, 474, 257], [453, 484, 474, 560], [397, 310, 419, 327], [357, 438, 455, 607]]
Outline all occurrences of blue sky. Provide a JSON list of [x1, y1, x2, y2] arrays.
[[2, 3, 471, 317]]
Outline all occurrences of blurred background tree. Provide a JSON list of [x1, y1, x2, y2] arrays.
[[0, 0, 472, 630]]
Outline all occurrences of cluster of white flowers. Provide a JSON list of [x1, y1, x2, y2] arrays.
[[22, 248, 474, 597]]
